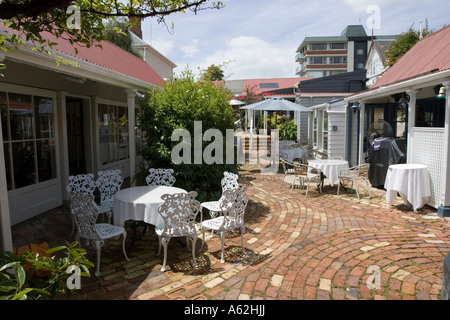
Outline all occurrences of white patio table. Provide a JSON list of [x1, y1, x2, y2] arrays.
[[114, 185, 187, 228], [308, 159, 349, 187], [384, 163, 431, 213], [280, 145, 308, 163]]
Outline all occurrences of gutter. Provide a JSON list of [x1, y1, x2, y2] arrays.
[[345, 69, 450, 103], [1, 32, 159, 91]]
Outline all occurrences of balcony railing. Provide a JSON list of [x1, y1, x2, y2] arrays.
[[295, 65, 305, 75], [295, 53, 305, 62]]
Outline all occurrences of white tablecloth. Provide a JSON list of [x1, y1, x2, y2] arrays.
[[384, 164, 431, 212], [280, 146, 307, 163], [308, 159, 349, 186], [114, 186, 187, 228]]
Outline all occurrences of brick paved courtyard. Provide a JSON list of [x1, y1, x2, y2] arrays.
[[11, 163, 450, 300]]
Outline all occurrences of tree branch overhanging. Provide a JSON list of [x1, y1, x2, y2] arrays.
[[0, 0, 224, 52]]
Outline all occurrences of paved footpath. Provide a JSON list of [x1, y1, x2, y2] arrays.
[[11, 164, 450, 300]]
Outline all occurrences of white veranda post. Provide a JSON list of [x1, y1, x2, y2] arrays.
[[439, 82, 450, 217]]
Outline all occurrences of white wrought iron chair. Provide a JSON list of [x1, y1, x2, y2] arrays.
[[69, 192, 129, 277], [280, 157, 295, 187], [200, 185, 248, 263], [200, 171, 239, 237], [146, 168, 176, 187], [155, 191, 201, 272], [291, 163, 323, 197], [141, 168, 177, 236], [337, 163, 372, 200], [95, 169, 124, 211], [66, 174, 112, 236]]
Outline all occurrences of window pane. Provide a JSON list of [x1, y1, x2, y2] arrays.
[[259, 83, 279, 89], [0, 92, 8, 140], [37, 139, 57, 182], [3, 143, 12, 190], [330, 56, 347, 64], [9, 93, 34, 140], [331, 43, 346, 49], [12, 141, 36, 188], [311, 43, 326, 50], [35, 97, 54, 139], [98, 104, 129, 165], [117, 106, 128, 160], [309, 57, 326, 64]]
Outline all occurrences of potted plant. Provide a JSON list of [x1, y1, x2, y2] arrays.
[[279, 120, 297, 149], [0, 241, 93, 300]]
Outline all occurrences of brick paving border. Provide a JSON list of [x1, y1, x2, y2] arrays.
[[11, 163, 450, 300]]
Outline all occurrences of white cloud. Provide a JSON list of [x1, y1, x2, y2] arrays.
[[343, 0, 424, 12], [197, 36, 296, 80], [144, 0, 450, 80], [148, 38, 174, 57], [180, 39, 199, 58]]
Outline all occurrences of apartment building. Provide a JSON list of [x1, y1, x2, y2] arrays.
[[295, 25, 396, 78]]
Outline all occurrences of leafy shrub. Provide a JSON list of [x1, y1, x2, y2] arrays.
[[138, 69, 239, 202], [0, 242, 92, 300], [279, 120, 297, 141]]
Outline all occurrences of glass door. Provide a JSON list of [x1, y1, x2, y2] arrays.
[[66, 98, 86, 175]]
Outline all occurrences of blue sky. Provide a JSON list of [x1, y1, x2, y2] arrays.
[[141, 0, 449, 80]]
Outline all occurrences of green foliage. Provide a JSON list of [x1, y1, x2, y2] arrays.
[[138, 69, 239, 202], [384, 20, 433, 68], [0, 242, 93, 300], [239, 85, 265, 106], [199, 64, 225, 81], [257, 116, 274, 134], [103, 19, 142, 58], [0, 0, 224, 53], [279, 120, 297, 141]]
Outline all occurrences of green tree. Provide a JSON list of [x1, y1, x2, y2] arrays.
[[102, 18, 141, 58], [199, 64, 225, 81], [384, 20, 433, 68], [138, 69, 238, 202], [0, 0, 224, 53]]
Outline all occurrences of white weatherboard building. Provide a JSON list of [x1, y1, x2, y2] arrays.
[[0, 27, 167, 252]]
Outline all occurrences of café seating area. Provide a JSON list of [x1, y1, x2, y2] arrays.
[[67, 169, 249, 276]]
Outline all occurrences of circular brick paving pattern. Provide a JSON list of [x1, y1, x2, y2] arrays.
[[11, 164, 450, 300]]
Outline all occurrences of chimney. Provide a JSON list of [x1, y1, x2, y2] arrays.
[[130, 17, 143, 39]]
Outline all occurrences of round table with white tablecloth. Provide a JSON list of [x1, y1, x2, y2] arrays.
[[280, 145, 308, 163], [114, 185, 187, 228], [308, 159, 349, 186], [384, 163, 431, 213]]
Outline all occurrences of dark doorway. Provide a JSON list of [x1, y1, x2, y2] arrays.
[[66, 98, 86, 175]]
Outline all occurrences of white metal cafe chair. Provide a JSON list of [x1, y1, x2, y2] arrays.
[[200, 185, 248, 263], [200, 171, 239, 237], [337, 163, 372, 200], [95, 169, 124, 213], [67, 173, 112, 236], [69, 192, 129, 277], [146, 168, 176, 187], [155, 191, 201, 272], [141, 168, 177, 236]]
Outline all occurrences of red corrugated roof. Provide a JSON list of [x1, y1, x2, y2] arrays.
[[372, 25, 450, 89], [1, 26, 165, 87]]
